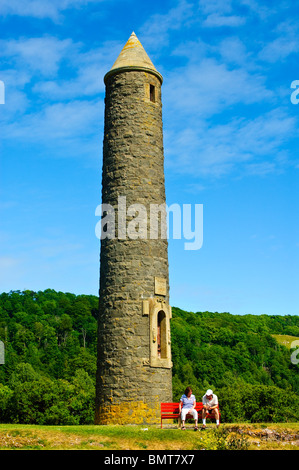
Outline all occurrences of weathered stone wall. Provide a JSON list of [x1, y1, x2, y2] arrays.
[[95, 70, 172, 425]]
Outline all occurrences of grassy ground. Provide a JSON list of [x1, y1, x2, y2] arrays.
[[0, 423, 298, 450], [272, 334, 299, 349]]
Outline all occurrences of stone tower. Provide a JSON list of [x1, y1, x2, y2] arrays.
[[95, 32, 172, 425]]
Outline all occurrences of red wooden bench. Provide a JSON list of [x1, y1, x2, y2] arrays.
[[160, 402, 220, 428]]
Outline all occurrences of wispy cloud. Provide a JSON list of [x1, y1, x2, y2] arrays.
[[0, 36, 121, 159], [137, 0, 299, 181], [164, 57, 272, 119], [203, 13, 246, 27], [32, 40, 123, 99], [1, 0, 298, 180], [0, 0, 102, 22], [1, 99, 102, 159], [198, 0, 234, 15], [258, 21, 299, 62], [139, 0, 196, 51], [216, 37, 255, 68], [164, 108, 296, 178]]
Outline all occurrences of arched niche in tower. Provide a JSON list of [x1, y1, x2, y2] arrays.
[[148, 298, 172, 368]]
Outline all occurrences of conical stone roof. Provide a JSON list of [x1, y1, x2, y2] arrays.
[[104, 32, 163, 84]]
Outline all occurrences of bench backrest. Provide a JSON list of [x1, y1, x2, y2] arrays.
[[161, 402, 220, 414], [161, 402, 204, 414], [161, 403, 180, 414]]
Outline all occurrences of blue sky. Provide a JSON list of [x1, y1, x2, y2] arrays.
[[0, 0, 298, 315]]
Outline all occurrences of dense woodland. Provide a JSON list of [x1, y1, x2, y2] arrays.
[[0, 289, 298, 424]]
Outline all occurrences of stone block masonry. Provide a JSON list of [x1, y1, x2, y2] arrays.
[[95, 33, 172, 425]]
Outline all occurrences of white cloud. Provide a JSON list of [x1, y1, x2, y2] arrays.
[[0, 0, 101, 22], [239, 0, 272, 19], [0, 35, 123, 107], [164, 108, 296, 178], [199, 0, 245, 27], [203, 13, 246, 27], [0, 36, 119, 159], [258, 20, 299, 62], [1, 37, 75, 76], [32, 40, 123, 99], [164, 57, 272, 119], [259, 37, 298, 63], [198, 0, 233, 15], [1, 99, 102, 160], [0, 33, 124, 162], [1, 1, 297, 179], [139, 0, 195, 50], [0, 0, 61, 21], [32, 63, 104, 100]]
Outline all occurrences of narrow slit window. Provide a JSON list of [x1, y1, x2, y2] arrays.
[[150, 84, 155, 103], [157, 322, 161, 358], [157, 310, 166, 358]]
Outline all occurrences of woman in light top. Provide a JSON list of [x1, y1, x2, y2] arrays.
[[179, 386, 198, 431]]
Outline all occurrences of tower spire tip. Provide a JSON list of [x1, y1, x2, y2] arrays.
[[105, 31, 163, 84]]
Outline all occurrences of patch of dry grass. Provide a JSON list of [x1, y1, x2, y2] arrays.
[[272, 334, 299, 349], [0, 423, 298, 450]]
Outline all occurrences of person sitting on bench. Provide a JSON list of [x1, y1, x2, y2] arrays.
[[202, 389, 220, 428], [179, 386, 198, 431]]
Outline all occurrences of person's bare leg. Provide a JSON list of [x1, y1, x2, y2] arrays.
[[202, 408, 207, 429], [214, 408, 220, 427]]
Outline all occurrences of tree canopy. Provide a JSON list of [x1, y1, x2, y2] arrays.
[[0, 290, 298, 423]]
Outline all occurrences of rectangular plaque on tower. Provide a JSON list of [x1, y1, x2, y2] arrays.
[[154, 277, 166, 296]]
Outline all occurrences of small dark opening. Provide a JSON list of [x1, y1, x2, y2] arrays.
[[150, 84, 155, 103], [157, 310, 166, 358], [157, 323, 161, 358]]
